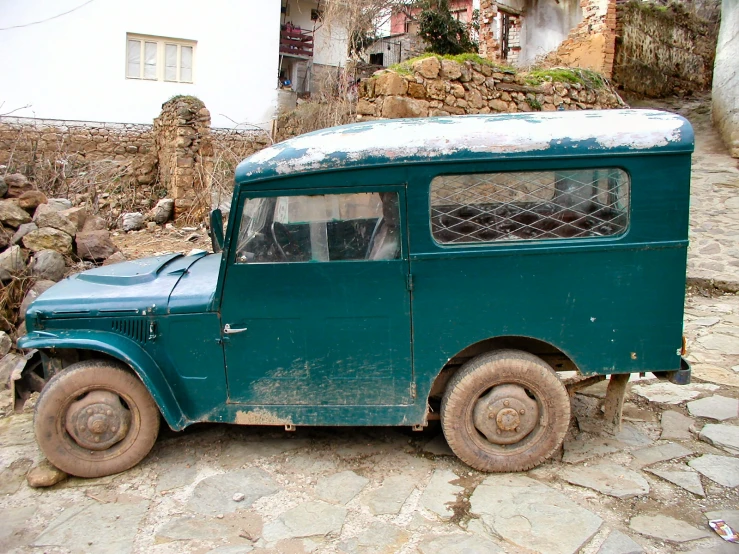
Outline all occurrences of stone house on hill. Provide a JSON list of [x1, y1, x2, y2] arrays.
[[0, 0, 349, 129]]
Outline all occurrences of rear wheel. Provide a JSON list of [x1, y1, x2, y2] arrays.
[[34, 360, 160, 478], [441, 349, 570, 472]]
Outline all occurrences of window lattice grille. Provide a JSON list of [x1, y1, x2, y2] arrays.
[[430, 169, 630, 244]]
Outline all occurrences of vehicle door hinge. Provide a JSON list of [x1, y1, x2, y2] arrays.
[[410, 382, 417, 399], [406, 274, 414, 292]]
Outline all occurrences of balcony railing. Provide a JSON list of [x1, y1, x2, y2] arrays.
[[280, 27, 314, 58]]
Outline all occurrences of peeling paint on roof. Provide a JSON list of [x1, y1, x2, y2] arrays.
[[235, 110, 693, 184]]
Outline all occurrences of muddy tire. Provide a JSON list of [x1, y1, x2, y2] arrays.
[[34, 360, 160, 478], [441, 349, 570, 472]]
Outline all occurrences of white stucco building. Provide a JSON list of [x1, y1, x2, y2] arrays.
[[0, 0, 348, 128]]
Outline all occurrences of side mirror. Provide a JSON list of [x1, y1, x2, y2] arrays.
[[210, 209, 224, 253]]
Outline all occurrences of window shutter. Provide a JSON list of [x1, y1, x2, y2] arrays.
[[180, 46, 193, 83], [165, 44, 177, 81], [144, 41, 157, 79], [127, 39, 141, 78]]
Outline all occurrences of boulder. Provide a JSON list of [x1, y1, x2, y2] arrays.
[[82, 215, 108, 232], [381, 96, 429, 119], [121, 212, 144, 232], [413, 56, 440, 79], [3, 173, 33, 198], [46, 198, 73, 212], [22, 227, 73, 254], [11, 222, 38, 245], [0, 245, 28, 281], [102, 251, 127, 266], [26, 460, 67, 488], [75, 230, 119, 261], [148, 199, 174, 224], [0, 199, 32, 228], [30, 250, 66, 282], [0, 224, 10, 250], [33, 204, 77, 237], [19, 280, 56, 320], [0, 331, 11, 357], [441, 59, 462, 80], [59, 207, 88, 231], [18, 190, 48, 211], [0, 176, 7, 197], [375, 72, 408, 96]]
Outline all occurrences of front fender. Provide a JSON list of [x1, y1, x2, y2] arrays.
[[18, 330, 187, 430]]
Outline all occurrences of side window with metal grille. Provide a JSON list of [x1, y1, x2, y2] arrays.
[[430, 169, 630, 244]]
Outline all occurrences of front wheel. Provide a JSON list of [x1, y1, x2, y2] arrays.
[[441, 349, 571, 472], [34, 360, 160, 478]]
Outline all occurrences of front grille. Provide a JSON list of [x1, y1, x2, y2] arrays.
[[111, 318, 149, 344]]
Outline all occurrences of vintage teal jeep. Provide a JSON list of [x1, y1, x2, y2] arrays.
[[17, 109, 693, 478]]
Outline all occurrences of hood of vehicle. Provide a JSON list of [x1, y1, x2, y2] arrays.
[[26, 252, 220, 320]]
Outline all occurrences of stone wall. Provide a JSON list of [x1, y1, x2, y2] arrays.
[[712, 0, 739, 157], [548, 0, 617, 77], [479, 0, 611, 71], [153, 97, 215, 219], [357, 56, 624, 120], [0, 117, 157, 186], [612, 0, 718, 97]]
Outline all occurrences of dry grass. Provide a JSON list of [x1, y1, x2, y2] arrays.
[[0, 273, 32, 339]]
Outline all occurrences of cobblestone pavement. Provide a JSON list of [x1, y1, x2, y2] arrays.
[[1, 99, 738, 554], [632, 93, 739, 291]]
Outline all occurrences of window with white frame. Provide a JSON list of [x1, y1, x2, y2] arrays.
[[126, 34, 195, 83]]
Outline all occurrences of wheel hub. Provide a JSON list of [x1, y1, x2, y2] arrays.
[[65, 390, 130, 451], [472, 384, 539, 445]]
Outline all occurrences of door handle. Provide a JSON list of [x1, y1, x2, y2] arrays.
[[224, 324, 247, 334]]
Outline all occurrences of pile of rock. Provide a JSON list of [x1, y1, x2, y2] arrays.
[[357, 56, 625, 120], [0, 173, 121, 341], [118, 198, 175, 232]]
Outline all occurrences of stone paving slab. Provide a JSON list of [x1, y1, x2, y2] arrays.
[[699, 424, 739, 454], [470, 474, 602, 554], [261, 501, 347, 542], [32, 499, 150, 554], [597, 530, 645, 554], [315, 470, 368, 505], [629, 514, 711, 543], [688, 395, 739, 421], [419, 469, 463, 521], [338, 522, 409, 554], [561, 463, 650, 499], [417, 532, 504, 553], [631, 382, 720, 404], [645, 467, 705, 497], [631, 442, 692, 467], [660, 411, 695, 440], [187, 468, 281, 515], [363, 474, 416, 515], [688, 454, 739, 487]]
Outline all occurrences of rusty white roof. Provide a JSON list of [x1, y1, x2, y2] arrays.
[[235, 109, 693, 183]]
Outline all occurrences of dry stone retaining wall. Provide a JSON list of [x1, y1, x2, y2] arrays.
[[0, 117, 157, 186], [357, 57, 624, 120], [612, 0, 718, 97]]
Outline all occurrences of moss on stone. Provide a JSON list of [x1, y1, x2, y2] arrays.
[[524, 68, 606, 90], [389, 53, 514, 76], [166, 95, 205, 108]]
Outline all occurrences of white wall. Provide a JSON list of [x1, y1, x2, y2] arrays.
[[0, 0, 282, 128], [282, 0, 348, 67], [519, 0, 583, 65], [713, 0, 739, 157]]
